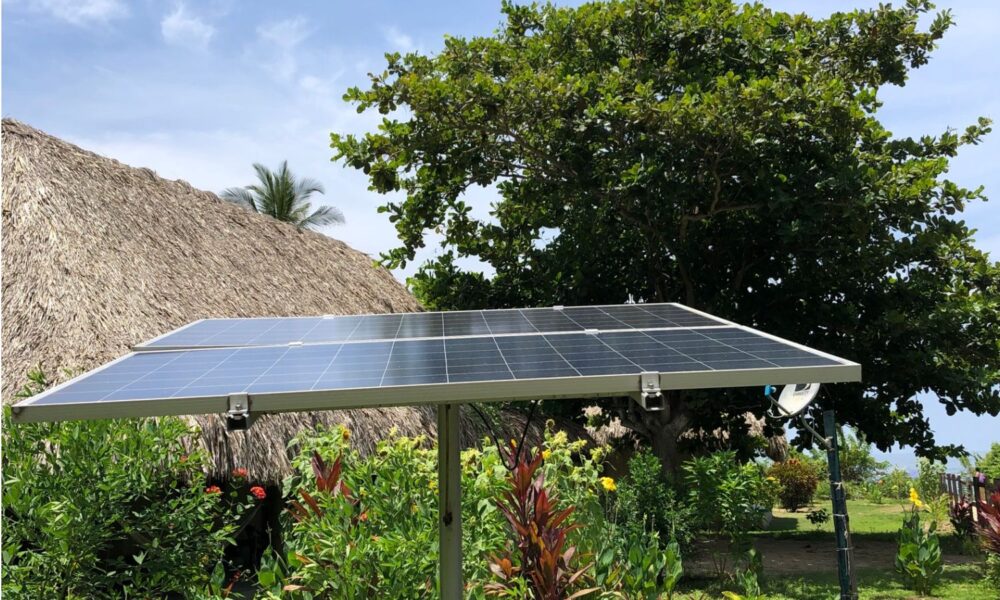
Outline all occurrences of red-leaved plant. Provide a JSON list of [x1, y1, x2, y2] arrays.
[[486, 445, 596, 599], [976, 492, 1000, 556], [288, 451, 360, 522]]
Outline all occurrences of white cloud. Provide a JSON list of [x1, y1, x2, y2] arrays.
[[382, 25, 415, 52], [21, 0, 127, 25], [254, 16, 313, 81], [257, 16, 311, 48], [161, 4, 215, 49]]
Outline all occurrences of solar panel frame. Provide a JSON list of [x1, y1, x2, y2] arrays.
[[133, 303, 731, 350], [11, 320, 861, 423]]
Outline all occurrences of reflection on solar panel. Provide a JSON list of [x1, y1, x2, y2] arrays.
[[12, 301, 860, 423], [137, 304, 726, 349]]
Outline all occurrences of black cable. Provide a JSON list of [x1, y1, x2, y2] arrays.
[[470, 403, 510, 469], [470, 400, 540, 471], [514, 400, 540, 467]]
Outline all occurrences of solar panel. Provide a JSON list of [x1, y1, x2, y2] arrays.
[[12, 317, 859, 423], [136, 303, 727, 350]]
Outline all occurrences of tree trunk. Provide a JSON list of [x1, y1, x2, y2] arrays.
[[614, 391, 692, 475]]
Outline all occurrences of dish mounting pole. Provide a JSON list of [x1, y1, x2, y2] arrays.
[[438, 403, 463, 599], [824, 409, 858, 600]]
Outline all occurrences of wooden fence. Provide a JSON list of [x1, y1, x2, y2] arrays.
[[941, 473, 1000, 524]]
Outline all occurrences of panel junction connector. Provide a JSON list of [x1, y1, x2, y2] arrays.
[[635, 372, 665, 411], [226, 392, 257, 431]]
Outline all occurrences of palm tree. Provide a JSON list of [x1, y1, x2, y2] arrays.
[[221, 161, 344, 230]]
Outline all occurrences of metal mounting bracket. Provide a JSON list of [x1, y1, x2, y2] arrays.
[[634, 372, 665, 411], [225, 393, 256, 431]]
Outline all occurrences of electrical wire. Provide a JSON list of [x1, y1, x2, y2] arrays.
[[470, 400, 540, 472]]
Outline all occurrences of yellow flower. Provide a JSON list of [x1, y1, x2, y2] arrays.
[[510, 438, 517, 448], [542, 450, 552, 460], [766, 476, 778, 483], [342, 427, 351, 442], [429, 479, 437, 491], [600, 477, 617, 492], [909, 487, 923, 508]]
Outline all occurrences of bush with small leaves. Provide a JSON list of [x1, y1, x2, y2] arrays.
[[767, 460, 819, 511], [613, 450, 697, 551], [1, 370, 239, 599]]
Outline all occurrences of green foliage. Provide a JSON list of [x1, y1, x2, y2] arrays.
[[594, 532, 683, 600], [682, 452, 775, 548], [2, 372, 237, 599], [222, 160, 343, 230], [834, 427, 889, 485], [806, 508, 830, 530], [275, 425, 608, 598], [895, 506, 943, 596], [722, 549, 764, 600], [986, 554, 1000, 592], [863, 481, 885, 505], [612, 450, 696, 550], [767, 460, 819, 512], [979, 443, 1000, 481], [333, 0, 1000, 462], [916, 458, 946, 501], [882, 468, 915, 500]]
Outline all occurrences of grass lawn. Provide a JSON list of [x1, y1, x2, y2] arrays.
[[676, 563, 993, 600], [763, 499, 930, 539], [676, 500, 994, 599]]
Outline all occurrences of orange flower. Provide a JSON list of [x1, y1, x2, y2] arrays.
[[250, 486, 266, 500], [232, 467, 248, 479], [205, 485, 222, 495]]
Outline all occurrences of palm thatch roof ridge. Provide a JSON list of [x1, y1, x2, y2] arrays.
[[2, 118, 578, 483]]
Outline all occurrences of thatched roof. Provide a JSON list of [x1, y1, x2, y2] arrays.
[[1, 119, 583, 483]]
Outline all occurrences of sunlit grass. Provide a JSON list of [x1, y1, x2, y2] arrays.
[[676, 563, 993, 599], [760, 499, 913, 539], [675, 500, 993, 599]]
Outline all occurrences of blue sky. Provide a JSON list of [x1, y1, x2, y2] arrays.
[[3, 0, 997, 464]]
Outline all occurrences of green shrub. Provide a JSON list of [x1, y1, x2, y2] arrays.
[[834, 426, 889, 485], [276, 424, 607, 598], [915, 458, 946, 501], [883, 468, 914, 499], [682, 452, 775, 549], [806, 508, 829, 529], [594, 530, 683, 600], [863, 480, 884, 504], [979, 443, 1000, 481], [613, 450, 696, 551], [895, 504, 942, 596], [1, 373, 238, 599], [986, 554, 1000, 591], [767, 459, 819, 511]]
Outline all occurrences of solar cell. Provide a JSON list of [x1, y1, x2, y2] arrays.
[[136, 303, 727, 350], [13, 324, 859, 422]]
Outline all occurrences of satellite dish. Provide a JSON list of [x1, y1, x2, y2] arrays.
[[774, 383, 821, 417]]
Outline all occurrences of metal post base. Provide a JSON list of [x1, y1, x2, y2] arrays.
[[824, 409, 858, 600], [438, 403, 463, 599]]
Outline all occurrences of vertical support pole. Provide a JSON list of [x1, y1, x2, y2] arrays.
[[824, 409, 858, 600], [438, 403, 463, 600]]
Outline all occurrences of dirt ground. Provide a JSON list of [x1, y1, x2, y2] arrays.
[[684, 538, 978, 577]]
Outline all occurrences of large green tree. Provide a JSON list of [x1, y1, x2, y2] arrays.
[[222, 161, 344, 230], [332, 0, 999, 465]]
